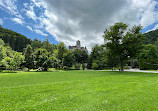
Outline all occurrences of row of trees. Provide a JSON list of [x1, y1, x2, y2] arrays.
[[0, 23, 158, 71], [24, 42, 88, 71], [0, 38, 88, 71]]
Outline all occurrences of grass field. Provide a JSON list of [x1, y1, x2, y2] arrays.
[[1, 70, 158, 111]]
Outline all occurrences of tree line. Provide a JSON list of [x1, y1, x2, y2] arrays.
[[0, 38, 88, 71], [0, 23, 158, 71]]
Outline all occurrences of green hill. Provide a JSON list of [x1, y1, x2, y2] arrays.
[[0, 25, 32, 52], [144, 29, 158, 44]]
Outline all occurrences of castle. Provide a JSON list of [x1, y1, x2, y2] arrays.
[[69, 40, 88, 53]]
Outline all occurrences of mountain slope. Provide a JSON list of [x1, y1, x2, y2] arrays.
[[0, 25, 32, 52], [144, 29, 158, 44]]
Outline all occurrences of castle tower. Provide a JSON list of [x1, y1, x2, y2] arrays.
[[76, 40, 81, 48]]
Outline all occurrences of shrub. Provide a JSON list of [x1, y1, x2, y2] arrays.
[[92, 62, 99, 70], [139, 59, 158, 70], [63, 66, 69, 70], [75, 63, 81, 70], [23, 67, 28, 72]]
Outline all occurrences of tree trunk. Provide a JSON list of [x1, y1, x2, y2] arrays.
[[120, 59, 124, 72]]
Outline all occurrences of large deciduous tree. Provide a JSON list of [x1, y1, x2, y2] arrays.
[[103, 22, 144, 72]]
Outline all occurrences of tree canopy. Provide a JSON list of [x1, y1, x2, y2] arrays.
[[103, 22, 144, 71]]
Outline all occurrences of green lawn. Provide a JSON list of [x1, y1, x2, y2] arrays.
[[0, 70, 158, 111]]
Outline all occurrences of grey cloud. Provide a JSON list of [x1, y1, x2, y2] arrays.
[[38, 0, 158, 51]]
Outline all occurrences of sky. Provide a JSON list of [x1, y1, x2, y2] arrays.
[[0, 0, 158, 52]]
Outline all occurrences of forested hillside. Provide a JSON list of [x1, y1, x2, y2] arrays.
[[144, 29, 158, 44], [0, 25, 32, 52]]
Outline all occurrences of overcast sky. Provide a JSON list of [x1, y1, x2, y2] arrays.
[[0, 0, 158, 51]]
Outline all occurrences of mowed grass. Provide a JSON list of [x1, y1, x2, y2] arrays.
[[0, 71, 158, 111]]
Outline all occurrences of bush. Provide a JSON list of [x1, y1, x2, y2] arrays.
[[92, 60, 106, 70], [75, 63, 81, 70], [63, 66, 69, 70], [23, 67, 28, 72], [139, 60, 158, 70], [139, 59, 158, 70], [92, 62, 99, 70]]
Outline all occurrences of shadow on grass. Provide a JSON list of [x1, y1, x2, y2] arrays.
[[97, 70, 158, 77]]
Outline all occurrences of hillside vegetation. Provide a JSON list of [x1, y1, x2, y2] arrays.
[[0, 25, 32, 52], [144, 29, 158, 44]]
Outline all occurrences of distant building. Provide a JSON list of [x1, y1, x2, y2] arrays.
[[69, 40, 88, 53]]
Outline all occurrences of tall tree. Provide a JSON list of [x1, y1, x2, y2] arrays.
[[87, 45, 107, 70], [10, 52, 24, 70], [42, 39, 56, 53], [63, 52, 74, 68], [55, 42, 68, 67], [80, 50, 88, 70], [72, 49, 88, 70], [34, 48, 52, 70], [24, 45, 34, 70], [103, 22, 144, 71]]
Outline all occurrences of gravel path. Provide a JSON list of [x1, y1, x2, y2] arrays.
[[123, 69, 158, 73], [88, 69, 158, 73]]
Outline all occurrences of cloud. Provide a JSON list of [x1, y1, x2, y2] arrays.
[[34, 29, 48, 36], [31, 0, 44, 8], [131, 0, 158, 28], [25, 5, 37, 21], [0, 0, 22, 18], [26, 25, 33, 31], [35, 0, 158, 51], [12, 18, 24, 25], [3, 0, 158, 52], [0, 18, 3, 25]]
